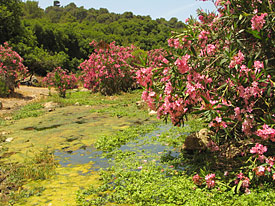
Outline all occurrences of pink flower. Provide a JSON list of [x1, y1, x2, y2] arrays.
[[256, 124, 275, 141], [254, 61, 264, 73], [242, 177, 250, 188], [192, 174, 203, 186], [206, 44, 216, 55], [205, 173, 216, 188], [250, 143, 267, 155], [251, 13, 268, 32], [254, 166, 265, 176], [273, 173, 275, 180], [175, 54, 191, 74], [215, 116, 222, 123], [229, 51, 245, 68]]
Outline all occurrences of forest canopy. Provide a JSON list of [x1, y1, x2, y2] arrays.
[[0, 0, 185, 75]]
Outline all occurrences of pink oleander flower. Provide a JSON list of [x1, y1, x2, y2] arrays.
[[254, 61, 264, 73], [175, 54, 191, 74], [254, 166, 265, 176], [192, 174, 203, 186], [251, 13, 268, 32], [242, 177, 250, 188], [235, 173, 250, 189], [205, 173, 216, 188], [250, 143, 267, 155], [229, 51, 245, 68], [207, 140, 220, 152], [256, 124, 275, 141]]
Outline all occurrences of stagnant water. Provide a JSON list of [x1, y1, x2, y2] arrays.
[[54, 123, 182, 173]]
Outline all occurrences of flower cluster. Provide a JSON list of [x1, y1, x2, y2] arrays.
[[192, 173, 216, 189], [0, 42, 28, 96], [250, 143, 274, 180], [235, 172, 251, 193], [43, 67, 78, 98], [79, 41, 136, 95], [137, 0, 275, 191], [251, 13, 268, 32]]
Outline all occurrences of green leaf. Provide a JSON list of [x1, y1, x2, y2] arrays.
[[220, 58, 228, 65], [201, 95, 210, 104], [192, 109, 207, 114], [190, 45, 197, 57], [247, 29, 262, 40], [236, 180, 243, 194], [239, 14, 243, 20]]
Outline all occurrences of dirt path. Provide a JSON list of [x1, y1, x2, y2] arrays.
[[0, 86, 54, 117]]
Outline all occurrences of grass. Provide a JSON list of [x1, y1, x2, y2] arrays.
[[12, 102, 45, 120], [10, 89, 150, 121]]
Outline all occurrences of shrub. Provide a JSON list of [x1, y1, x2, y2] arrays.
[[79, 41, 136, 95], [0, 42, 28, 96], [137, 0, 275, 191], [43, 67, 78, 98]]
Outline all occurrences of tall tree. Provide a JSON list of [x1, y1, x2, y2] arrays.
[[0, 0, 23, 43]]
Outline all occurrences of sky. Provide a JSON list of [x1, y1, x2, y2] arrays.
[[34, 0, 217, 21]]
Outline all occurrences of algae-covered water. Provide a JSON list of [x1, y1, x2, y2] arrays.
[[1, 103, 176, 205]]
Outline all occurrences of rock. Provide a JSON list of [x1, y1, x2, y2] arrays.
[[75, 102, 80, 106], [44, 101, 58, 109], [80, 88, 89, 92], [149, 110, 157, 116], [1, 131, 9, 135], [182, 129, 212, 152], [136, 100, 146, 109], [4, 117, 12, 121], [5, 137, 14, 142]]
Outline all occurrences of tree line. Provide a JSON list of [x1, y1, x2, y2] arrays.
[[0, 0, 185, 75]]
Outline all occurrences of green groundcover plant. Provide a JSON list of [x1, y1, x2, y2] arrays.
[[136, 0, 275, 192]]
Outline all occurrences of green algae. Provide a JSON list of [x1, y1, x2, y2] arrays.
[[0, 96, 156, 205], [0, 89, 159, 205], [15, 163, 101, 206], [0, 105, 141, 163]]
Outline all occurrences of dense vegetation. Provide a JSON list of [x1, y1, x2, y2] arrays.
[[0, 0, 184, 75]]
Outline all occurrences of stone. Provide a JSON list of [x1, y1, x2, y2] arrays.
[[4, 117, 12, 121], [1, 131, 9, 135], [149, 110, 157, 116], [75, 102, 80, 106], [136, 100, 146, 109], [5, 137, 14, 142], [80, 88, 89, 92], [44, 101, 58, 109], [182, 128, 212, 152]]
